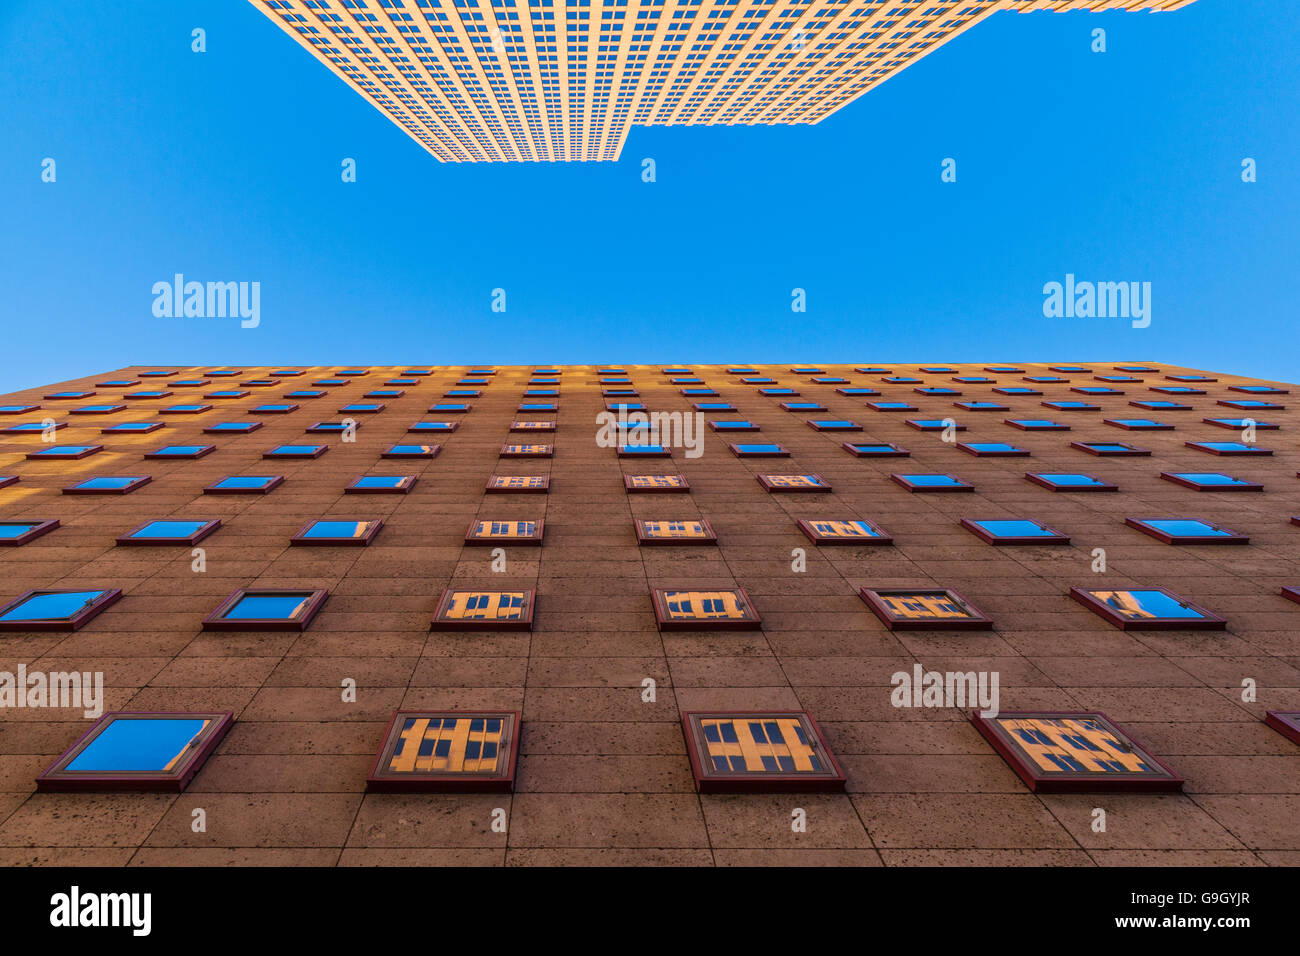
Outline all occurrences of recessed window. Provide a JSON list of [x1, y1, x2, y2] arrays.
[[958, 442, 1029, 457], [891, 473, 974, 493], [624, 474, 690, 493], [835, 387, 879, 396], [0, 404, 40, 414], [731, 443, 789, 457], [1185, 441, 1271, 456], [144, 445, 215, 459], [383, 443, 440, 459], [117, 519, 221, 546], [1130, 400, 1190, 411], [203, 588, 329, 631], [339, 403, 385, 414], [1104, 418, 1173, 431], [906, 419, 965, 432], [994, 387, 1041, 396], [1070, 586, 1225, 629], [636, 519, 717, 545], [204, 475, 283, 494], [961, 518, 1069, 545], [1218, 399, 1283, 411], [345, 475, 416, 494], [1005, 419, 1068, 431], [306, 421, 353, 433], [431, 589, 535, 631], [806, 419, 861, 431], [466, 519, 544, 545], [103, 421, 166, 434], [501, 443, 553, 458], [757, 474, 831, 492], [1125, 517, 1247, 545], [292, 519, 384, 546], [0, 520, 60, 546], [64, 475, 152, 495], [1042, 401, 1099, 412], [284, 389, 325, 399], [1071, 441, 1150, 456], [366, 712, 520, 793], [797, 518, 892, 545], [1203, 417, 1279, 430], [780, 402, 825, 411], [868, 401, 917, 412], [485, 475, 549, 493], [251, 403, 300, 414], [0, 588, 122, 631], [1264, 712, 1300, 747], [70, 404, 126, 415], [709, 419, 758, 431], [205, 389, 251, 399], [682, 711, 845, 793], [652, 587, 760, 630], [954, 401, 1008, 411], [843, 441, 908, 457], [972, 712, 1182, 793], [859, 587, 991, 630], [1161, 472, 1262, 491], [619, 444, 671, 457], [36, 712, 233, 793], [430, 403, 472, 413], [26, 445, 102, 460], [264, 444, 327, 459], [1025, 473, 1117, 492]]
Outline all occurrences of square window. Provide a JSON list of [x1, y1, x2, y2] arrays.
[[0, 588, 122, 631], [64, 476, 152, 495], [268, 370, 302, 378], [1072, 386, 1123, 396], [619, 444, 671, 458], [44, 391, 95, 400], [636, 518, 717, 545], [856, 367, 892, 374], [485, 475, 549, 494], [919, 367, 956, 374], [430, 403, 471, 413], [522, 403, 559, 413], [138, 370, 177, 378], [682, 712, 845, 793], [291, 519, 383, 546], [311, 379, 349, 388], [1264, 711, 1300, 747], [366, 711, 520, 793], [1151, 386, 1204, 396], [36, 711, 234, 793], [1042, 401, 1099, 412], [205, 390, 251, 399], [0, 476, 17, 490], [386, 379, 417, 387], [103, 421, 166, 435], [346, 475, 417, 494], [806, 419, 861, 432], [431, 589, 535, 631], [972, 712, 1182, 793], [1229, 384, 1287, 395], [953, 377, 995, 384], [914, 387, 960, 397], [710, 420, 758, 431], [171, 379, 210, 388], [1203, 417, 1279, 430], [906, 419, 965, 432], [97, 380, 139, 388], [251, 403, 300, 414], [1160, 472, 1262, 492], [466, 519, 544, 545], [70, 404, 126, 415], [205, 370, 241, 378], [781, 402, 825, 412], [1005, 419, 1068, 431], [1025, 473, 1117, 492], [510, 420, 556, 432], [797, 518, 892, 545], [1049, 366, 1090, 374], [843, 442, 908, 458], [1129, 400, 1191, 411], [730, 442, 788, 458], [758, 388, 799, 397], [727, 368, 759, 375], [444, 390, 480, 398], [117, 519, 221, 546], [204, 475, 284, 494], [160, 404, 213, 414], [859, 587, 992, 630], [1116, 365, 1158, 373], [985, 366, 1024, 374], [3, 421, 67, 434], [528, 388, 561, 397], [757, 474, 831, 493], [202, 588, 329, 631], [891, 473, 974, 493], [954, 402, 1008, 412], [0, 519, 60, 546], [383, 443, 440, 459], [624, 474, 690, 493], [694, 402, 735, 412], [1071, 441, 1150, 457], [961, 518, 1069, 545], [1069, 586, 1226, 629], [498, 443, 553, 458], [1166, 375, 1215, 383], [306, 421, 353, 433], [408, 421, 458, 433], [868, 401, 917, 412], [0, 404, 40, 414], [1025, 376, 1068, 384], [285, 390, 325, 399], [126, 391, 174, 399], [811, 377, 848, 385], [144, 444, 215, 459], [339, 403, 385, 414], [740, 377, 776, 385], [264, 444, 327, 459], [1218, 399, 1283, 411], [681, 388, 718, 397], [994, 387, 1042, 396], [958, 442, 1029, 457], [790, 367, 824, 375], [1103, 419, 1174, 431], [1125, 518, 1248, 545], [1184, 441, 1271, 456], [26, 445, 102, 460], [652, 587, 760, 630]]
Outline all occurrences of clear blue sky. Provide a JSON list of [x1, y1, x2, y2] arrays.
[[1, 0, 1295, 392]]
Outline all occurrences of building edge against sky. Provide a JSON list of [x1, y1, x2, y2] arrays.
[[251, 0, 1197, 163]]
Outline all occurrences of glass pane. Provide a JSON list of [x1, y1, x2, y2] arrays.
[[130, 521, 207, 538], [903, 475, 961, 486], [302, 521, 367, 538], [0, 524, 40, 539], [0, 590, 106, 621], [77, 477, 140, 489], [222, 594, 311, 620], [67, 718, 207, 773], [354, 476, 406, 487], [1143, 519, 1230, 537], [1094, 590, 1205, 620], [215, 476, 273, 488], [973, 520, 1054, 537]]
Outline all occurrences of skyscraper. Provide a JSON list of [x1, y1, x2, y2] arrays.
[[251, 0, 1197, 163]]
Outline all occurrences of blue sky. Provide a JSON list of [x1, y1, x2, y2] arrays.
[[1, 0, 1295, 392]]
